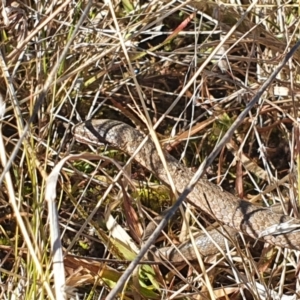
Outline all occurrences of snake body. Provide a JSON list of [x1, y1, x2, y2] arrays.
[[73, 119, 300, 259]]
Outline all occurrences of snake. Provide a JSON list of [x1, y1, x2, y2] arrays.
[[72, 119, 300, 261]]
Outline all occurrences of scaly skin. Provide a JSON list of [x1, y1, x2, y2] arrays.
[[73, 119, 300, 260]]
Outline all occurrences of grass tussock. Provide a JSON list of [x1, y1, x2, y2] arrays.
[[1, 0, 300, 299]]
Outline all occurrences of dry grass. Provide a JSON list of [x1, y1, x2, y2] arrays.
[[1, 0, 300, 299]]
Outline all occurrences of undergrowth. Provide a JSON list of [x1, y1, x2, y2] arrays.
[[0, 0, 300, 299]]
